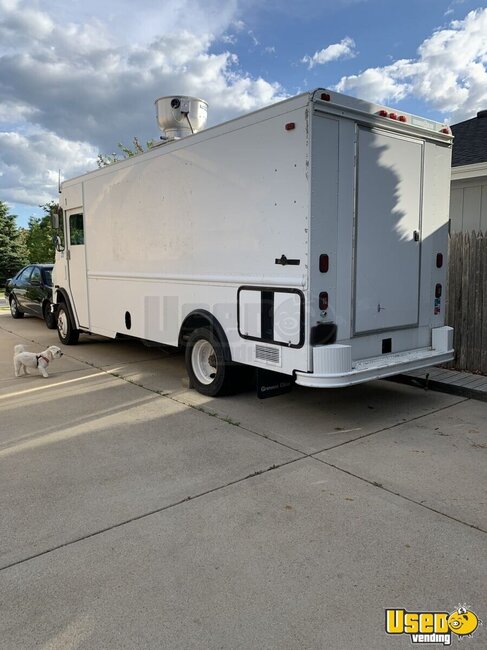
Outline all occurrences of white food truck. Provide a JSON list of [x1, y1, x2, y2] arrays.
[[52, 89, 454, 397]]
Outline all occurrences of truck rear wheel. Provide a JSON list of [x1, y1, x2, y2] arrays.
[[185, 327, 234, 396], [57, 302, 79, 345]]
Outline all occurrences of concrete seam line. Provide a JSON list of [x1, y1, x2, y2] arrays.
[[0, 456, 307, 573], [310, 455, 487, 535], [166, 393, 307, 455], [94, 363, 309, 456], [311, 396, 470, 454]]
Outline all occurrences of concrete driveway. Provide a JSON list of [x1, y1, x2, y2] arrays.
[[0, 312, 485, 649]]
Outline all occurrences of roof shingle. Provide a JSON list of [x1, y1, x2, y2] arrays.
[[451, 110, 487, 166]]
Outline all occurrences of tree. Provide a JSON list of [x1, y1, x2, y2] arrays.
[[97, 137, 155, 167], [24, 202, 56, 264], [0, 201, 29, 285]]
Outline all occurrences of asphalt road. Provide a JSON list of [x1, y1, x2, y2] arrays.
[[0, 312, 486, 649]]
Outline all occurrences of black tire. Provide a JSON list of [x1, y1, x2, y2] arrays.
[[43, 302, 57, 329], [185, 327, 235, 397], [57, 302, 79, 345], [9, 295, 24, 319]]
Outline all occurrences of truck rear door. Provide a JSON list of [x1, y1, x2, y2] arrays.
[[354, 127, 423, 334]]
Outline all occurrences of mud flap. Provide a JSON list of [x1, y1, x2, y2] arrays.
[[256, 368, 294, 399]]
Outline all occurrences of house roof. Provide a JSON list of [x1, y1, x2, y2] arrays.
[[451, 110, 487, 167]]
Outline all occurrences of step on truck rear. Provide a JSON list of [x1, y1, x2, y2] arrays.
[[52, 89, 454, 396]]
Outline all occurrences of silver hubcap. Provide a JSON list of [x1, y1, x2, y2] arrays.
[[58, 310, 68, 338], [10, 299, 16, 316], [192, 340, 217, 385]]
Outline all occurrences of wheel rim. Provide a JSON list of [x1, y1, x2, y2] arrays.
[[58, 309, 68, 338], [191, 340, 218, 385], [10, 298, 17, 316]]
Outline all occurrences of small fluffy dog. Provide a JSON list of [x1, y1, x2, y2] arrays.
[[14, 344, 63, 378]]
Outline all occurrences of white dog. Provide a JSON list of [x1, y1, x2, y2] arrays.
[[14, 344, 63, 378]]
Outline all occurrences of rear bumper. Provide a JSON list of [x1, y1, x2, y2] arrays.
[[295, 326, 454, 388]]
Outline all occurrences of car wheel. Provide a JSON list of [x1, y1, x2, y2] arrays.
[[185, 327, 235, 396], [9, 296, 24, 319], [57, 302, 79, 344], [43, 302, 57, 329]]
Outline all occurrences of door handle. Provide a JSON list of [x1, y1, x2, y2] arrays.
[[275, 254, 300, 266], [413, 230, 420, 242]]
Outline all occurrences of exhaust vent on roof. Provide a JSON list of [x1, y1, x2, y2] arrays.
[[477, 110, 487, 119], [155, 95, 208, 140]]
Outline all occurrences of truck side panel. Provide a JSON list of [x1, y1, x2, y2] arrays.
[[70, 106, 312, 374]]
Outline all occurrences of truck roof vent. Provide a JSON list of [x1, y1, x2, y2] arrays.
[[155, 96, 208, 140]]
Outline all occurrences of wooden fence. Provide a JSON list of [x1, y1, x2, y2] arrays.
[[446, 231, 487, 374]]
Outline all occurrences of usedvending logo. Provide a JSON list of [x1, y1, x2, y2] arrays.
[[385, 605, 481, 645]]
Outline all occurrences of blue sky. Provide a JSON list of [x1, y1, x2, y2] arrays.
[[1, 0, 486, 228]]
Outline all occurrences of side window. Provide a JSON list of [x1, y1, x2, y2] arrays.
[[69, 213, 84, 245], [42, 268, 53, 286], [18, 267, 33, 283], [30, 267, 42, 284]]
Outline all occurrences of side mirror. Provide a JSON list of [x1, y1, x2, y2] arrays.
[[51, 206, 62, 230]]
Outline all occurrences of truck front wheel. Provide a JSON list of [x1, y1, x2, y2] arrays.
[[57, 302, 80, 345], [43, 302, 57, 329], [185, 327, 234, 397]]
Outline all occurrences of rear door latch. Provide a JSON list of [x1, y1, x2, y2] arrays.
[[275, 254, 300, 266]]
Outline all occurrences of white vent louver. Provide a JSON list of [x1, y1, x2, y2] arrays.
[[255, 344, 281, 366]]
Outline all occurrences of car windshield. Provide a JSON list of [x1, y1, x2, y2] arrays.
[[43, 269, 53, 286]]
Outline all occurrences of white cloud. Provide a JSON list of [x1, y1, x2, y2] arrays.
[[302, 37, 356, 69], [336, 8, 487, 122], [0, 0, 286, 209], [0, 129, 98, 205]]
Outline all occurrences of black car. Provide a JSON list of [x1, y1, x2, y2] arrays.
[[5, 264, 56, 328]]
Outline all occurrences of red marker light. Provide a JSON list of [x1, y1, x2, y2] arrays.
[[440, 127, 450, 134], [378, 110, 388, 117], [319, 254, 329, 273], [398, 115, 407, 122], [389, 112, 398, 120], [319, 292, 329, 310], [435, 284, 442, 298], [285, 122, 296, 131], [436, 253, 443, 268], [320, 93, 331, 101]]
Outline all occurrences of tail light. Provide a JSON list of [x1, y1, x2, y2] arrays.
[[319, 254, 329, 273], [319, 292, 328, 310], [435, 284, 442, 298]]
